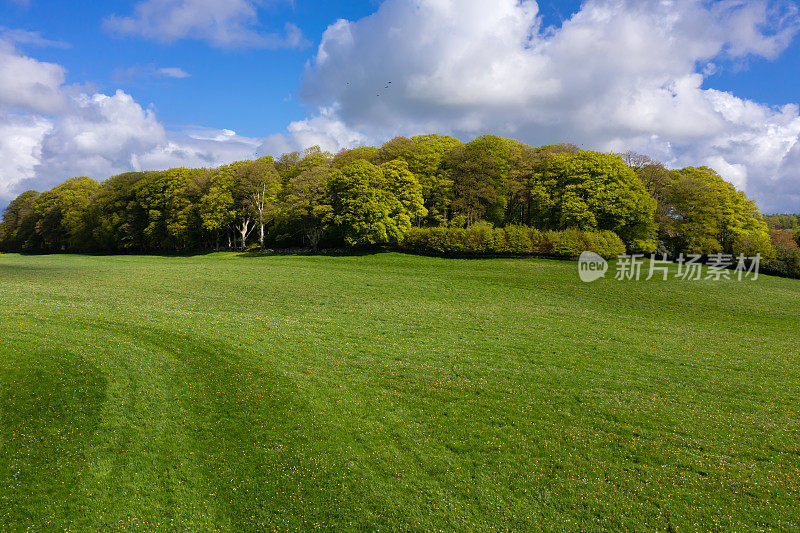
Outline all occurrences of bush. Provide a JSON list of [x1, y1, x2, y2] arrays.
[[402, 226, 625, 259], [768, 230, 800, 278], [506, 225, 534, 254], [553, 228, 585, 259], [553, 228, 625, 259]]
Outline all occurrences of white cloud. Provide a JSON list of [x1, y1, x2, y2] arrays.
[[0, 112, 51, 198], [23, 91, 262, 193], [257, 105, 368, 156], [157, 67, 190, 79], [0, 39, 66, 114], [0, 44, 260, 202], [0, 27, 70, 49], [104, 0, 309, 49], [295, 0, 800, 212]]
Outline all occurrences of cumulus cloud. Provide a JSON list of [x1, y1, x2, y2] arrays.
[[0, 112, 51, 198], [294, 0, 800, 212], [257, 105, 368, 156], [0, 39, 66, 114], [0, 41, 260, 203], [104, 0, 309, 49], [21, 91, 262, 193]]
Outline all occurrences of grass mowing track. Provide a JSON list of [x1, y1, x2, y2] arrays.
[[0, 252, 798, 530]]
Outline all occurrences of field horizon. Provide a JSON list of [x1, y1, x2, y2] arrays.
[[1, 252, 798, 530]]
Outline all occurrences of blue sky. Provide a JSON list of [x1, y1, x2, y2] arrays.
[[1, 0, 800, 212]]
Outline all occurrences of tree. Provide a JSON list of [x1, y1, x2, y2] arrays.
[[660, 167, 771, 256], [0, 191, 39, 252], [86, 172, 149, 251], [198, 184, 235, 250], [281, 163, 333, 250], [330, 159, 426, 246], [380, 159, 428, 231], [333, 146, 379, 168], [520, 151, 657, 251], [446, 135, 511, 226], [375, 135, 462, 225], [31, 177, 99, 251], [617, 151, 656, 170], [243, 158, 281, 249], [767, 230, 800, 277]]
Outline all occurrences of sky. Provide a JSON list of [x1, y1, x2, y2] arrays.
[[1, 0, 800, 213]]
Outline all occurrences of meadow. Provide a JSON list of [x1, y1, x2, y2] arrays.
[[0, 252, 798, 531]]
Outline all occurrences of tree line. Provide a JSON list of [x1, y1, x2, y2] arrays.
[[1, 134, 793, 274]]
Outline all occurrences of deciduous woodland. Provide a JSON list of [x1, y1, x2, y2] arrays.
[[1, 135, 798, 274]]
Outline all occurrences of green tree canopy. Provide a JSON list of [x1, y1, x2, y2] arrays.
[[330, 159, 426, 246], [518, 151, 657, 251], [660, 166, 771, 256]]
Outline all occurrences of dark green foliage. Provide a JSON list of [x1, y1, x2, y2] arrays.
[[764, 213, 800, 231], [768, 230, 800, 278], [0, 190, 39, 252], [446, 135, 511, 227]]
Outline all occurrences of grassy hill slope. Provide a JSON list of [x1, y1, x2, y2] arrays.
[[1, 252, 798, 530]]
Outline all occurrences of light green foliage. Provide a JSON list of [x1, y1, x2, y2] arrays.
[[523, 151, 657, 252], [332, 146, 379, 168], [376, 135, 462, 225], [403, 225, 624, 259], [380, 159, 428, 224], [331, 159, 425, 245], [661, 167, 772, 256], [198, 186, 235, 233], [553, 228, 627, 259], [30, 177, 99, 251]]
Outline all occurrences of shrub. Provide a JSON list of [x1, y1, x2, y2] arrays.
[[768, 230, 800, 278], [506, 225, 534, 254], [553, 228, 585, 259], [402, 225, 625, 259]]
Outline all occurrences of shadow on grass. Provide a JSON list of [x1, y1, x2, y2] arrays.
[[234, 246, 387, 258]]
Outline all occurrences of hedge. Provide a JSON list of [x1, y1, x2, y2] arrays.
[[402, 225, 625, 259]]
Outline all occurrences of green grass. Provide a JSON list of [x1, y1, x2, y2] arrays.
[[1, 252, 798, 531]]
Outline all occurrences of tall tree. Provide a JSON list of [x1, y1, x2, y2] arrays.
[[0, 191, 40, 252], [281, 163, 334, 250], [31, 177, 99, 251], [376, 135, 462, 225], [660, 166, 771, 256], [330, 159, 426, 246], [446, 135, 511, 227]]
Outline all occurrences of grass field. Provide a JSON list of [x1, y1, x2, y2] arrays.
[[0, 252, 798, 531]]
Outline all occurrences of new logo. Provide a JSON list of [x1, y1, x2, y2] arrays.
[[578, 251, 608, 282]]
